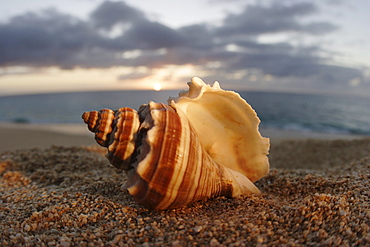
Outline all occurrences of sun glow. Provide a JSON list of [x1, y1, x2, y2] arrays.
[[153, 82, 162, 91], [0, 64, 202, 96]]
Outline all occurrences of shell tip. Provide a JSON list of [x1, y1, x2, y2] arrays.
[[186, 77, 207, 98], [212, 81, 221, 89], [191, 77, 205, 86], [82, 112, 90, 124]]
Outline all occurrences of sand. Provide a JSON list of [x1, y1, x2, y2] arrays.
[[0, 123, 96, 152], [0, 123, 365, 153], [0, 123, 369, 246]]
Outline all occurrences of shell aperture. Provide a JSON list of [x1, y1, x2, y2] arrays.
[[82, 77, 270, 209]]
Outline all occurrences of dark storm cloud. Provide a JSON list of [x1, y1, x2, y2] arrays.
[[121, 21, 185, 49], [213, 40, 324, 77], [97, 20, 184, 51], [216, 2, 338, 36], [0, 9, 100, 68], [0, 1, 184, 68], [178, 24, 215, 50], [0, 0, 367, 91], [90, 0, 145, 29]]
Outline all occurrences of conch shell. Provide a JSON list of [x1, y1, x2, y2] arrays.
[[82, 77, 269, 209]]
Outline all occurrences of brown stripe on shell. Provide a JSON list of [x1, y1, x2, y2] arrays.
[[82, 109, 115, 147], [161, 120, 201, 209], [138, 105, 234, 210], [83, 109, 114, 147], [149, 104, 189, 209], [178, 110, 233, 208], [126, 103, 166, 206], [106, 107, 140, 170], [130, 102, 182, 208], [135, 103, 167, 182], [149, 104, 182, 192], [161, 115, 234, 209], [82, 111, 99, 132]]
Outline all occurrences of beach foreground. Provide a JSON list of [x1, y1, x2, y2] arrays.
[[0, 125, 369, 246]]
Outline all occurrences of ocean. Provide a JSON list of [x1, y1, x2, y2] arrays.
[[0, 90, 369, 136]]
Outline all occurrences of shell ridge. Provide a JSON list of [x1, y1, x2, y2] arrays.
[[148, 104, 181, 196], [125, 104, 161, 204], [164, 132, 203, 209], [148, 103, 193, 209], [82, 111, 98, 132], [135, 103, 163, 180], [107, 108, 140, 170], [132, 103, 180, 208], [94, 109, 115, 147], [155, 107, 191, 209], [182, 132, 204, 207]]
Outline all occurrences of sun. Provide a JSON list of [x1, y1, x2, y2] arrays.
[[153, 82, 162, 91]]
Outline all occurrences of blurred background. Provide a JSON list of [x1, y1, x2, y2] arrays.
[[0, 0, 369, 136]]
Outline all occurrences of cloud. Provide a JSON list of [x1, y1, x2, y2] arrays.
[[0, 0, 367, 94], [120, 20, 185, 50], [117, 69, 152, 81], [216, 2, 338, 36], [0, 9, 98, 68], [0, 1, 185, 68], [90, 0, 145, 30]]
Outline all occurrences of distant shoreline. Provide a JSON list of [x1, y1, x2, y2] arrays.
[[0, 122, 367, 153]]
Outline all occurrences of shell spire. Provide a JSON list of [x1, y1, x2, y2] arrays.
[[82, 77, 270, 209], [82, 107, 140, 170]]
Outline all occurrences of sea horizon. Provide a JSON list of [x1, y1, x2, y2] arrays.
[[1, 89, 370, 136]]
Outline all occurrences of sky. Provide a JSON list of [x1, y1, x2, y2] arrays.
[[0, 0, 369, 96]]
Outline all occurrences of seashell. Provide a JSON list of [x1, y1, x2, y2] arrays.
[[82, 77, 270, 209]]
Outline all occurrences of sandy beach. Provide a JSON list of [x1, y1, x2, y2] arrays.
[[0, 123, 366, 153], [0, 123, 369, 246]]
